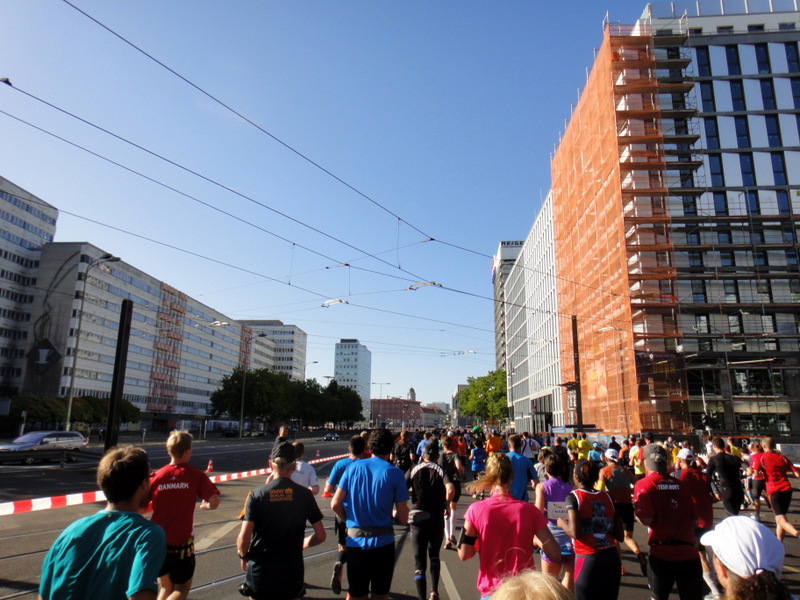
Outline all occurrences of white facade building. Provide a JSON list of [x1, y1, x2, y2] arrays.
[[333, 338, 371, 423], [0, 177, 58, 396], [239, 320, 308, 380], [501, 193, 563, 433]]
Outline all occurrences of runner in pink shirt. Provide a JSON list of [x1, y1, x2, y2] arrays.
[[458, 453, 561, 599]]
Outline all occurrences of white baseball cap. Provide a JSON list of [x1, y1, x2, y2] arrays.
[[677, 448, 694, 460], [700, 516, 785, 578], [604, 448, 619, 462]]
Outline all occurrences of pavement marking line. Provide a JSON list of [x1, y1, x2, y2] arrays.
[[441, 560, 462, 600], [194, 521, 240, 551], [785, 565, 799, 574]]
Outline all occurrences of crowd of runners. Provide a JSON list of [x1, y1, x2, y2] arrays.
[[35, 425, 799, 600]]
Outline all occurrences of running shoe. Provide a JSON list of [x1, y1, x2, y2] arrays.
[[331, 562, 343, 595]]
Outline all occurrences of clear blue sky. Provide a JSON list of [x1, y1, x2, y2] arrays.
[[1, 1, 648, 409]]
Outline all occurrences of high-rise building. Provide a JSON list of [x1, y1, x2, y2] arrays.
[[501, 193, 563, 434], [0, 177, 58, 396], [333, 338, 371, 423], [491, 241, 523, 372], [500, 1, 800, 435], [239, 320, 308, 380]]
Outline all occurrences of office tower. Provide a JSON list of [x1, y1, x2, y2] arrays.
[[333, 338, 371, 423], [500, 1, 800, 434], [239, 320, 308, 380]]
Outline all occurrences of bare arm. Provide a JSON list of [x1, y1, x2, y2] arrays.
[[534, 481, 546, 513], [309, 484, 320, 496], [331, 487, 347, 523], [557, 508, 578, 540], [200, 493, 220, 510], [394, 500, 409, 526], [303, 519, 326, 549], [237, 520, 255, 572], [535, 525, 562, 564]]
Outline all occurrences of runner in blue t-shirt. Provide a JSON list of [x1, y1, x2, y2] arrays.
[[322, 435, 365, 595], [332, 429, 409, 599], [469, 440, 488, 500]]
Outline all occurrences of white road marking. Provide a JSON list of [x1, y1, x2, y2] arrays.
[[195, 521, 240, 550], [441, 560, 462, 599]]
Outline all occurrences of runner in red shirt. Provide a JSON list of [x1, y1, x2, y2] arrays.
[[557, 460, 621, 600], [149, 430, 220, 600], [750, 437, 800, 542], [634, 444, 703, 600]]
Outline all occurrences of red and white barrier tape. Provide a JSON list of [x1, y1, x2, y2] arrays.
[[0, 452, 349, 517]]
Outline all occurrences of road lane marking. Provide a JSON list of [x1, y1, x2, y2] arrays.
[[441, 560, 461, 600], [195, 521, 240, 551]]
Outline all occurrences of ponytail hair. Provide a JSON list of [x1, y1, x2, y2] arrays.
[[466, 452, 513, 494], [726, 568, 792, 600]]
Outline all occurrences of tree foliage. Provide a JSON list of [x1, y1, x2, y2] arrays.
[[208, 368, 363, 427], [456, 369, 508, 424], [0, 395, 141, 431]]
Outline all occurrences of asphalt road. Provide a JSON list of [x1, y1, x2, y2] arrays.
[[1, 438, 799, 600]]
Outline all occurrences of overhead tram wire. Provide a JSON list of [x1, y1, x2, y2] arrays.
[[5, 83, 433, 284], [1, 96, 608, 326], [57, 0, 635, 309], [60, 0, 430, 240]]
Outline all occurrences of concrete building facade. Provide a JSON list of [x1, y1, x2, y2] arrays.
[[0, 177, 58, 396], [239, 320, 308, 381], [334, 338, 372, 423]]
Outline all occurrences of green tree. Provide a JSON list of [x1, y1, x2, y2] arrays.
[[457, 369, 507, 425]]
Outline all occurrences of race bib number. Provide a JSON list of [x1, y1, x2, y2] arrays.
[[548, 501, 568, 520]]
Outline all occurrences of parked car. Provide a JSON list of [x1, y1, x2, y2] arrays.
[[323, 432, 340, 441], [0, 431, 87, 464]]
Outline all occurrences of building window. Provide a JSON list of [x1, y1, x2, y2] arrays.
[[746, 191, 760, 216], [704, 118, 720, 149], [740, 154, 756, 187], [723, 280, 739, 303], [749, 24, 765, 33], [692, 280, 707, 303], [752, 229, 765, 244], [730, 80, 746, 111], [757, 280, 773, 302], [683, 197, 697, 216], [714, 192, 728, 215], [700, 81, 716, 112], [783, 229, 796, 243], [753, 250, 768, 266], [726, 46, 741, 75], [780, 23, 796, 31], [719, 230, 732, 244], [755, 43, 771, 73], [709, 155, 725, 186], [689, 251, 704, 267], [777, 191, 791, 215], [786, 250, 798, 266], [728, 313, 743, 334], [718, 26, 734, 34], [696, 46, 711, 76], [791, 280, 800, 302], [787, 43, 800, 73], [735, 116, 751, 148], [771, 153, 787, 185], [720, 251, 735, 267], [766, 115, 782, 147], [687, 230, 701, 245], [761, 80, 777, 110]]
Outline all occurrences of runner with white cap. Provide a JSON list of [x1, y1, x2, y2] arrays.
[[700, 515, 791, 600]]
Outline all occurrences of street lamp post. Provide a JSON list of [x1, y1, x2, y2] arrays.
[[372, 381, 390, 398], [65, 253, 120, 431], [239, 332, 267, 438]]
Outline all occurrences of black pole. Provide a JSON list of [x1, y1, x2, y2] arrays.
[[105, 299, 133, 452], [572, 315, 583, 430]]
